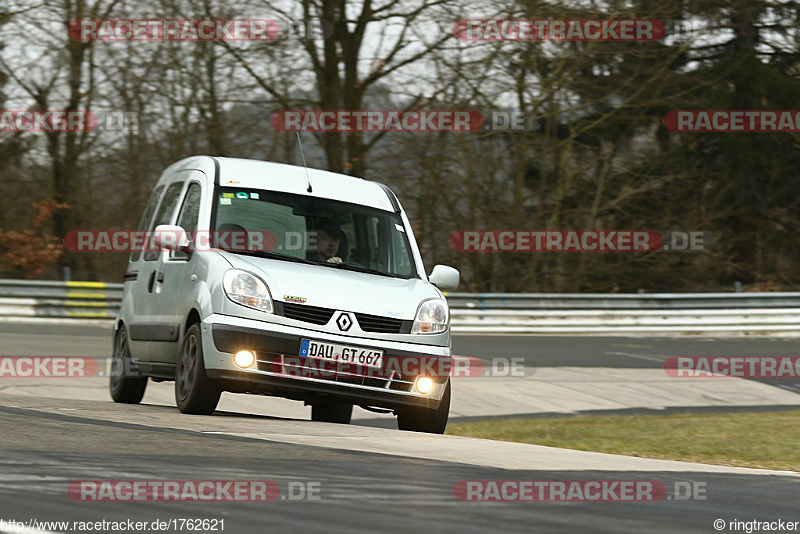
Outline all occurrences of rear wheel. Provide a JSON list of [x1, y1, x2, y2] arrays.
[[397, 380, 451, 434], [109, 325, 147, 404], [175, 323, 221, 415], [311, 401, 353, 424]]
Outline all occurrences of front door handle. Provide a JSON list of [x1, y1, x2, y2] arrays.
[[147, 270, 164, 293]]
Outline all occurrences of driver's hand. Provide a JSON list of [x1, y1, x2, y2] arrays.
[[326, 256, 342, 264]]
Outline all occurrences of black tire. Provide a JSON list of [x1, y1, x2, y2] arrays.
[[175, 323, 221, 415], [397, 379, 451, 434], [109, 325, 148, 404], [311, 401, 353, 424]]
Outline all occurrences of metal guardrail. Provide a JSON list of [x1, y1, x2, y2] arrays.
[[0, 279, 122, 319], [444, 292, 800, 309], [0, 280, 798, 334]]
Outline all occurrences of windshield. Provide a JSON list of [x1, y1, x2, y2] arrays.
[[211, 186, 417, 279]]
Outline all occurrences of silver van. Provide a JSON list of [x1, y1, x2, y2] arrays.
[[110, 156, 459, 433]]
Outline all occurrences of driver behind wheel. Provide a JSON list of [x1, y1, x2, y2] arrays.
[[313, 221, 346, 264]]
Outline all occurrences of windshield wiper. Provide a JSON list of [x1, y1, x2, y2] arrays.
[[223, 249, 316, 265], [223, 249, 400, 276], [327, 262, 401, 278]]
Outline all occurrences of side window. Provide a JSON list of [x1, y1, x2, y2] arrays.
[[144, 182, 184, 261], [171, 183, 202, 260], [129, 185, 163, 263]]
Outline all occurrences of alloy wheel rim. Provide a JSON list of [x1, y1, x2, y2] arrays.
[[110, 329, 126, 387], [177, 334, 197, 399]]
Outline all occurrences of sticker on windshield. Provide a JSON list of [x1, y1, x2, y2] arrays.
[[219, 198, 231, 205], [222, 193, 234, 198], [395, 224, 405, 232], [236, 192, 249, 199], [250, 192, 260, 199]]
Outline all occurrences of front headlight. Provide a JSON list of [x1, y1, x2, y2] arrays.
[[223, 269, 273, 313], [411, 298, 449, 334]]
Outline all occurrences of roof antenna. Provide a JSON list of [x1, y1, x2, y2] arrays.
[[296, 131, 312, 193]]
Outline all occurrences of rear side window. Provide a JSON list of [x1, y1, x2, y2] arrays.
[[144, 182, 184, 261], [129, 185, 163, 262]]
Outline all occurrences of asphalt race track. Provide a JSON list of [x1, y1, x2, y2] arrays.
[[0, 322, 798, 533]]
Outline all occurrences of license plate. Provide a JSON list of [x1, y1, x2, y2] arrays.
[[300, 339, 384, 368]]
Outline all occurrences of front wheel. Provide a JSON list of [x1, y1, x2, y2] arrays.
[[397, 380, 451, 434], [109, 325, 147, 404], [175, 323, 221, 415]]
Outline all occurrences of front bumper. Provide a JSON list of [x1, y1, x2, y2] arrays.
[[201, 314, 451, 409]]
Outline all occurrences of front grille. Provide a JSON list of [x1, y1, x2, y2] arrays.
[[281, 302, 407, 333], [354, 312, 406, 334], [282, 302, 335, 325]]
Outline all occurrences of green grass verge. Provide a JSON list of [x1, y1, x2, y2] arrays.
[[446, 410, 800, 471]]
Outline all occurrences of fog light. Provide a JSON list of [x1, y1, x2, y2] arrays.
[[415, 376, 435, 395], [233, 350, 256, 369]]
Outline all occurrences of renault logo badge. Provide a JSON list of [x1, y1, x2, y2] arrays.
[[336, 313, 353, 331]]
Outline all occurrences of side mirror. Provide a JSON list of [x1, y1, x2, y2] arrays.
[[153, 224, 191, 251], [428, 265, 460, 290]]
